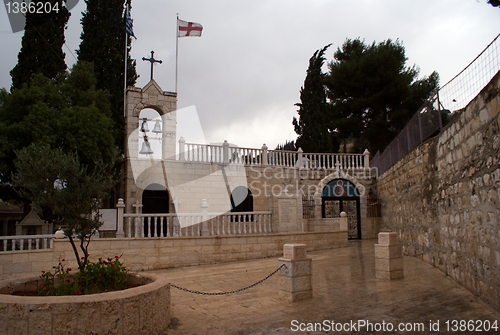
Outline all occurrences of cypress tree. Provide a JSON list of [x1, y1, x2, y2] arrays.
[[293, 44, 339, 153], [77, 0, 138, 150], [10, 0, 70, 90]]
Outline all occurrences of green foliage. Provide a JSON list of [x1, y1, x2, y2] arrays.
[[293, 39, 439, 155], [12, 144, 119, 272], [39, 256, 128, 296], [78, 0, 138, 150], [293, 44, 339, 153], [83, 256, 128, 294], [0, 62, 117, 205], [275, 140, 296, 151], [39, 258, 78, 296], [10, 0, 70, 90], [326, 38, 439, 154], [488, 0, 500, 7]]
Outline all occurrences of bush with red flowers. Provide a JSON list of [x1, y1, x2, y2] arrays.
[[39, 256, 128, 296]]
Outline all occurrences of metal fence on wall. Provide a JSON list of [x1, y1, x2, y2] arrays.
[[371, 33, 500, 176]]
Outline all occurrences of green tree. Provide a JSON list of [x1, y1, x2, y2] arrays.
[[325, 38, 439, 154], [0, 62, 117, 210], [488, 0, 499, 7], [77, 0, 138, 150], [12, 144, 117, 272], [10, 0, 70, 90], [293, 44, 339, 153], [275, 140, 296, 151]]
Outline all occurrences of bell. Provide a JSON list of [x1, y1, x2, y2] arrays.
[[152, 120, 162, 133], [140, 119, 150, 132], [139, 138, 154, 155]]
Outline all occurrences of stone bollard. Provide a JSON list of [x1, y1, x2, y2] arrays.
[[278, 244, 312, 302], [375, 232, 404, 280]]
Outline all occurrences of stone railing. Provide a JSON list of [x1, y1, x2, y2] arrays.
[[178, 137, 370, 170], [120, 210, 273, 238], [0, 234, 54, 252]]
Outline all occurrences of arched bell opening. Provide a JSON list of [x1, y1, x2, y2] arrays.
[[138, 109, 162, 159]]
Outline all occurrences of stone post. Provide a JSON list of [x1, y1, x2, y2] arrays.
[[116, 198, 126, 238], [223, 140, 229, 164], [297, 147, 303, 168], [261, 143, 268, 166], [363, 148, 370, 169], [178, 137, 186, 161], [375, 232, 404, 280], [132, 201, 143, 238], [278, 244, 312, 302], [339, 211, 347, 231], [200, 199, 209, 236]]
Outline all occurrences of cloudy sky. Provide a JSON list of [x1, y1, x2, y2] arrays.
[[0, 0, 498, 151]]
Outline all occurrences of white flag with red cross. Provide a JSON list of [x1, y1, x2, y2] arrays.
[[178, 19, 203, 37]]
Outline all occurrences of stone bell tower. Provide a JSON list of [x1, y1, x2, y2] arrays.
[[123, 79, 177, 210]]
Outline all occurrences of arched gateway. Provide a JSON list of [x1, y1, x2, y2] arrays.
[[322, 178, 362, 239]]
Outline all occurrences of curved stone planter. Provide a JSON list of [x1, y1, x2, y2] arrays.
[[0, 273, 170, 335]]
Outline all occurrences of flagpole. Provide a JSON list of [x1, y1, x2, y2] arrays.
[[175, 14, 179, 96], [124, 4, 129, 118]]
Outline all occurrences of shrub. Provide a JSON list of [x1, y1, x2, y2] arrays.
[[39, 256, 128, 296]]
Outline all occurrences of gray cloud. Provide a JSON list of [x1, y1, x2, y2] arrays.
[[1, 0, 498, 150]]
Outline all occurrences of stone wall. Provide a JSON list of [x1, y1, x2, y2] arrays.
[[377, 72, 500, 309], [0, 273, 170, 335], [0, 230, 347, 280]]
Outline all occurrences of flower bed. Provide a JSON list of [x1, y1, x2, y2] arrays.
[[0, 273, 171, 335]]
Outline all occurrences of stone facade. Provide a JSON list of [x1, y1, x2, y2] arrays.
[[377, 72, 500, 309], [123, 80, 377, 238]]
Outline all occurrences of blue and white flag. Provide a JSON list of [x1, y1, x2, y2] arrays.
[[126, 9, 137, 39]]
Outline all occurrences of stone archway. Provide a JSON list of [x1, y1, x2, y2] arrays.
[[314, 172, 365, 239], [321, 179, 361, 239]]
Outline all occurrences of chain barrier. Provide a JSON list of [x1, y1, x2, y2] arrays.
[[170, 264, 287, 296]]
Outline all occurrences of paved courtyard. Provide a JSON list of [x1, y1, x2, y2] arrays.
[[150, 240, 500, 334]]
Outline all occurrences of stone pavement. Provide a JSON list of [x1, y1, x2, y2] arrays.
[[150, 240, 500, 335]]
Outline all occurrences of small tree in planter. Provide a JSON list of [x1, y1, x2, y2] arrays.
[[12, 143, 118, 273]]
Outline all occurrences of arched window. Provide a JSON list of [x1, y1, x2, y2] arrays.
[[142, 183, 169, 237], [142, 183, 169, 214], [230, 186, 253, 222], [230, 186, 253, 212]]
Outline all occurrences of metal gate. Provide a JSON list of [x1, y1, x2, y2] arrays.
[[322, 198, 361, 239]]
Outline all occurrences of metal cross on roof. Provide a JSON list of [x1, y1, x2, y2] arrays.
[[142, 50, 163, 81]]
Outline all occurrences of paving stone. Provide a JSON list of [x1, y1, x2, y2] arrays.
[[150, 240, 500, 335]]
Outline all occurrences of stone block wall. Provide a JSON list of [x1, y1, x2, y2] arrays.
[[0, 273, 170, 335], [0, 231, 348, 280], [377, 71, 500, 309]]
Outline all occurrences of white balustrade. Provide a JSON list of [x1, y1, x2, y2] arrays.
[[179, 139, 370, 170], [0, 234, 54, 252], [122, 211, 272, 238]]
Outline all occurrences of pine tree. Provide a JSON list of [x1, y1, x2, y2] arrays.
[[325, 38, 439, 154], [10, 0, 70, 90], [293, 44, 339, 153], [77, 0, 138, 150]]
